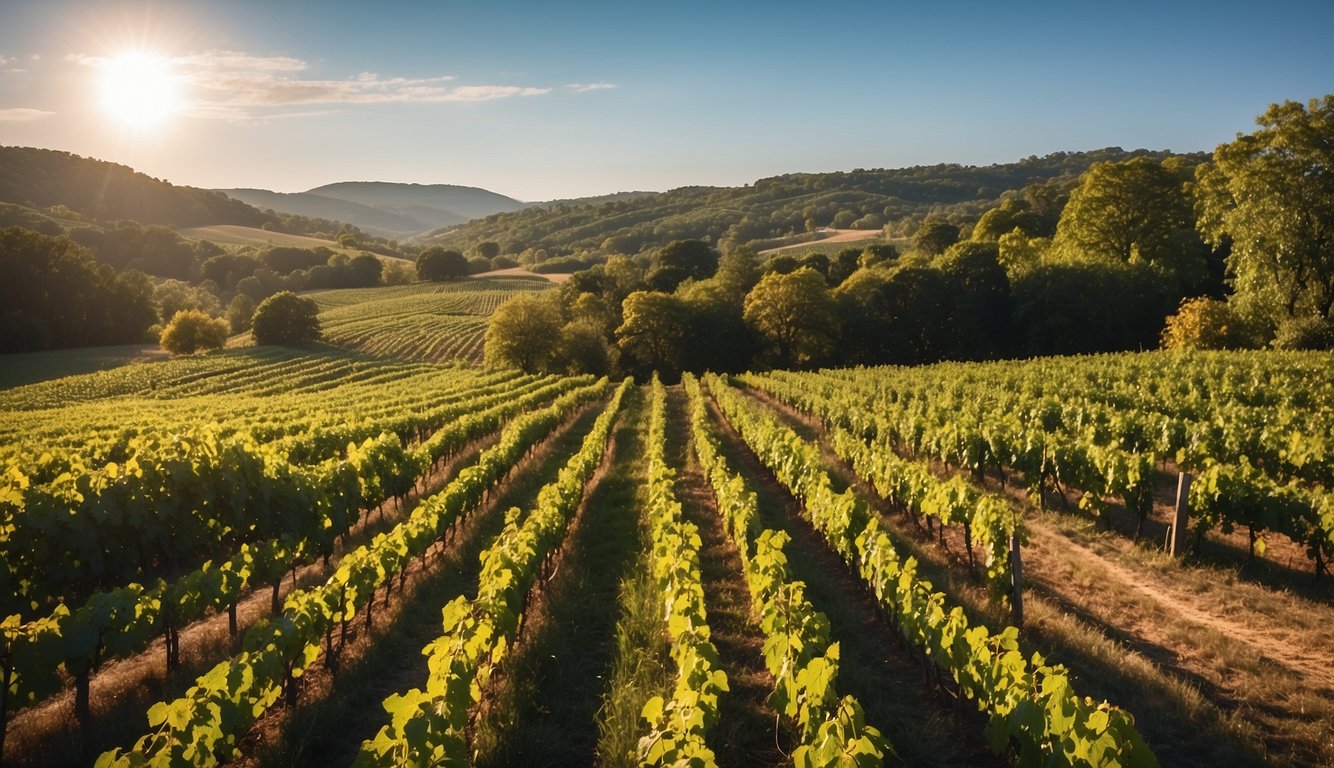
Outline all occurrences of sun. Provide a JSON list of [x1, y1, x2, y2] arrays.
[[99, 51, 181, 128]]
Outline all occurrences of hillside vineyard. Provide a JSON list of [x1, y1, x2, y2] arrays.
[[1, 350, 1331, 767]]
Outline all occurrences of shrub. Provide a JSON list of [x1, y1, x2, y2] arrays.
[[1160, 296, 1251, 350], [1271, 315, 1334, 350], [160, 310, 229, 354]]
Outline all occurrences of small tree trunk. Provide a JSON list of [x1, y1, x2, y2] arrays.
[[228, 601, 239, 636], [74, 664, 92, 730]]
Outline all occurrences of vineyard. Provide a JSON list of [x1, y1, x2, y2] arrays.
[[1, 349, 1331, 767], [302, 277, 552, 365]]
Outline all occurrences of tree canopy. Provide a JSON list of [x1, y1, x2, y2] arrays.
[[416, 247, 470, 281], [1195, 95, 1334, 332], [483, 292, 562, 372], [160, 310, 229, 355], [251, 291, 321, 345], [0, 227, 156, 352], [1052, 157, 1208, 288], [743, 268, 839, 367]]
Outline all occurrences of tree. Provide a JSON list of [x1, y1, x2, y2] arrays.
[[1012, 263, 1172, 355], [346, 253, 383, 287], [647, 240, 718, 292], [913, 217, 960, 256], [936, 241, 1013, 358], [1195, 95, 1334, 332], [1052, 157, 1207, 287], [743, 268, 839, 367], [483, 292, 562, 372], [972, 198, 1044, 241], [416, 247, 469, 281], [477, 241, 501, 260], [160, 309, 229, 354], [616, 290, 691, 376], [836, 266, 953, 365], [554, 319, 615, 375], [154, 279, 222, 322], [251, 291, 321, 345], [226, 293, 256, 333], [0, 227, 157, 352], [997, 230, 1050, 277]]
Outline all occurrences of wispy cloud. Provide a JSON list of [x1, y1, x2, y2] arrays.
[[565, 82, 618, 92], [0, 108, 55, 122], [73, 49, 559, 121]]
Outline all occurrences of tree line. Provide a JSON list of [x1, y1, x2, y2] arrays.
[[483, 96, 1334, 376]]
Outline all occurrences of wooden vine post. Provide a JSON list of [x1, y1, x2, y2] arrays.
[[1170, 472, 1192, 557], [1010, 533, 1024, 627]]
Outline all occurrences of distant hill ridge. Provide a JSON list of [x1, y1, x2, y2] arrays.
[[220, 181, 528, 238], [420, 147, 1199, 255], [0, 146, 270, 228]]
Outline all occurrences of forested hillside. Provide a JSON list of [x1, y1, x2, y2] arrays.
[[0, 147, 269, 228], [424, 148, 1189, 256]]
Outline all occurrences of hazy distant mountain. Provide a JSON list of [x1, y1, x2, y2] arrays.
[[0, 146, 270, 227], [218, 189, 435, 237], [221, 182, 527, 238]]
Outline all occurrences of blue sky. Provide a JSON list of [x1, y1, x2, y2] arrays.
[[0, 0, 1330, 201]]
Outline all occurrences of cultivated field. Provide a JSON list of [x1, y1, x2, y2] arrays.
[[2, 349, 1330, 768], [304, 277, 552, 364]]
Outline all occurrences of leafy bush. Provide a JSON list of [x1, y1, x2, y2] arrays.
[[1271, 314, 1334, 350], [1160, 296, 1251, 350], [160, 310, 229, 354]]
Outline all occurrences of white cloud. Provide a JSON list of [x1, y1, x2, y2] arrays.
[[71, 48, 562, 120], [565, 82, 618, 92], [445, 85, 551, 101], [0, 108, 55, 121]]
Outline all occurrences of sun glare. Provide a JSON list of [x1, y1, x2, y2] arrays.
[[100, 51, 180, 128]]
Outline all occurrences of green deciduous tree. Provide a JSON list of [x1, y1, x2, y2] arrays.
[[416, 247, 469, 281], [251, 291, 321, 345], [743, 268, 839, 367], [646, 239, 718, 292], [483, 292, 562, 372], [1195, 95, 1334, 332], [972, 198, 1045, 241], [477, 241, 501, 260], [154, 279, 222, 322], [0, 227, 157, 352], [1052, 157, 1208, 286], [616, 290, 691, 376], [226, 293, 256, 333], [913, 217, 960, 256], [159, 309, 229, 354], [936, 241, 1013, 358]]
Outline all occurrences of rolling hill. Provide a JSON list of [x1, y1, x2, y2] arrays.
[[219, 181, 527, 238], [419, 147, 1198, 256], [0, 146, 271, 227]]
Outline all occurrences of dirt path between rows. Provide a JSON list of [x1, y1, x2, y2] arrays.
[[1024, 523, 1334, 693], [472, 389, 643, 766], [741, 382, 1334, 767], [231, 399, 607, 767], [745, 383, 1334, 691], [5, 427, 499, 768], [703, 386, 1002, 767], [665, 386, 787, 767]]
